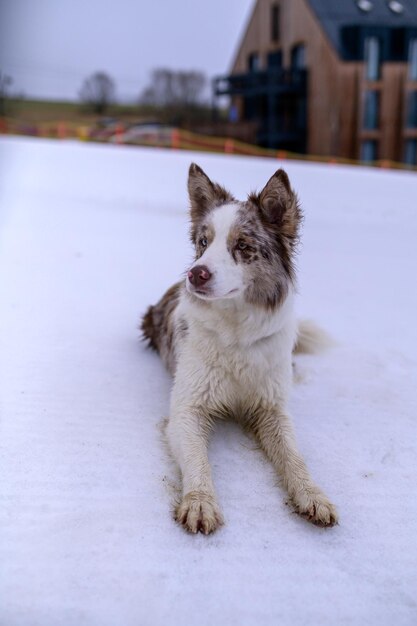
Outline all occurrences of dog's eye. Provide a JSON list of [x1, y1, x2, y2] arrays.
[[237, 240, 247, 250], [199, 237, 208, 248]]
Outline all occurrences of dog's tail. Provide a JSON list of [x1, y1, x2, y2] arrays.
[[293, 319, 334, 355], [140, 282, 182, 357], [140, 305, 159, 351]]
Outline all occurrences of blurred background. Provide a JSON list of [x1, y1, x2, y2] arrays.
[[1, 0, 417, 167], [2, 5, 417, 625]]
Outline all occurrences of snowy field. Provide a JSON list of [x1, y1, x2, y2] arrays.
[[1, 136, 416, 626]]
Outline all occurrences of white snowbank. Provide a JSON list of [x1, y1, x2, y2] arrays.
[[0, 136, 416, 626]]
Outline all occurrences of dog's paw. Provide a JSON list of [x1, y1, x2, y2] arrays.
[[292, 488, 338, 527], [175, 491, 224, 535]]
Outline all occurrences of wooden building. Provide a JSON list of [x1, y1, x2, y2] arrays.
[[213, 0, 417, 164]]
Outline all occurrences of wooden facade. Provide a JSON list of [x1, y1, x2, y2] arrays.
[[213, 0, 417, 164]]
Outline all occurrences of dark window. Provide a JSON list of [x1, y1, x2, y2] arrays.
[[244, 96, 257, 121], [248, 53, 260, 72], [406, 91, 417, 127], [404, 139, 417, 165], [409, 39, 417, 81], [365, 37, 380, 80], [295, 97, 307, 131], [360, 140, 378, 162], [271, 4, 280, 42], [341, 25, 362, 60], [363, 91, 380, 129], [291, 44, 306, 69], [390, 28, 406, 61], [267, 51, 283, 68]]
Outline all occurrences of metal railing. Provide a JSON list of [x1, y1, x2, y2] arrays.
[[214, 69, 307, 97]]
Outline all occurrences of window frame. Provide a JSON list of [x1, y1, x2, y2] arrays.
[[408, 39, 417, 81], [404, 139, 417, 165], [364, 36, 381, 81], [360, 139, 378, 162], [291, 44, 306, 70], [248, 52, 260, 73], [363, 90, 380, 129], [406, 90, 417, 128]]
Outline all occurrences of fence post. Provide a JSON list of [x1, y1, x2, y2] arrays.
[[57, 122, 67, 139], [171, 128, 180, 150], [115, 124, 124, 145], [77, 126, 89, 141], [224, 138, 234, 154], [277, 150, 287, 160]]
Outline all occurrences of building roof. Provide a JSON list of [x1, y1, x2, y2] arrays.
[[307, 0, 417, 59]]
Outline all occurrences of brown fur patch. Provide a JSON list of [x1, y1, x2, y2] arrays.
[[222, 193, 301, 309], [194, 222, 215, 259], [226, 219, 260, 264], [248, 168, 302, 248], [188, 163, 235, 243], [242, 169, 303, 309], [141, 281, 184, 374]]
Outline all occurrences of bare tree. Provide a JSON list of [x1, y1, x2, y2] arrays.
[[0, 71, 13, 116], [79, 72, 115, 114], [140, 68, 206, 108]]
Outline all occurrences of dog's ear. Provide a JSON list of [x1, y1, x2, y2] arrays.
[[255, 169, 302, 240], [188, 163, 234, 223]]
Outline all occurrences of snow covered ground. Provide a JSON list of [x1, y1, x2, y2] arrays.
[[1, 136, 416, 626]]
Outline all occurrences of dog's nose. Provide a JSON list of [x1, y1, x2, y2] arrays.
[[188, 265, 212, 288]]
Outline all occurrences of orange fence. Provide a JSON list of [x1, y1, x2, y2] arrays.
[[1, 117, 416, 173]]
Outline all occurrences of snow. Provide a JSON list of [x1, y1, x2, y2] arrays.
[[1, 136, 417, 626]]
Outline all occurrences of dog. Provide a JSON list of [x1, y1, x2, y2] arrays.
[[141, 163, 338, 534]]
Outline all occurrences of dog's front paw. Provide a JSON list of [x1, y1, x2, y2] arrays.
[[292, 488, 338, 527], [175, 491, 224, 535]]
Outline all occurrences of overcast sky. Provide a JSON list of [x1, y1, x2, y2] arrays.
[[0, 0, 254, 102]]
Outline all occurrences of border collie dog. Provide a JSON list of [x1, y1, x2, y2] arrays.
[[142, 163, 338, 534]]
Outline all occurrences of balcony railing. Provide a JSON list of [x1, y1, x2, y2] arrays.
[[214, 68, 307, 98]]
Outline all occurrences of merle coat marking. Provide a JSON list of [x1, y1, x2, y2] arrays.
[[142, 164, 338, 534]]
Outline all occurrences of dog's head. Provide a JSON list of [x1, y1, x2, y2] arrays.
[[186, 163, 302, 310]]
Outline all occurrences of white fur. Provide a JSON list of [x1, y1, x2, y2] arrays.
[[294, 319, 335, 354], [166, 204, 338, 534], [186, 203, 244, 300]]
